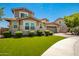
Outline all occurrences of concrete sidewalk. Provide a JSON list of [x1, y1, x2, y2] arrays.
[[42, 36, 79, 56]]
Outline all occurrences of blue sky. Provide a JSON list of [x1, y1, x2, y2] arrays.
[[0, 3, 79, 28]]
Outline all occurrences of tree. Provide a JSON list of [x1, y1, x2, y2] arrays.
[[64, 13, 79, 34]]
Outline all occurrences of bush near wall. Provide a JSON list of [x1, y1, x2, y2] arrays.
[[70, 26, 79, 35], [44, 30, 53, 36], [3, 31, 12, 38], [28, 30, 35, 37], [37, 30, 43, 36], [49, 31, 53, 35], [44, 30, 50, 36], [74, 26, 79, 35], [2, 30, 53, 38], [15, 31, 22, 38]]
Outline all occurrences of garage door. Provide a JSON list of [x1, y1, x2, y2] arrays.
[[52, 27, 57, 33], [47, 26, 57, 33]]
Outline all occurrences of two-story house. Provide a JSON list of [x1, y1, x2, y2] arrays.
[[3, 8, 67, 35]]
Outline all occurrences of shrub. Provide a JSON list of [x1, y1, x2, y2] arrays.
[[69, 26, 79, 35], [37, 30, 43, 36], [44, 30, 50, 36], [73, 26, 79, 35], [3, 31, 11, 38], [15, 31, 22, 38], [49, 31, 53, 35], [69, 28, 74, 34], [75, 27, 79, 35], [29, 30, 35, 37]]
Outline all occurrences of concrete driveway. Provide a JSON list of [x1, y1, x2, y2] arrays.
[[42, 33, 79, 56], [54, 33, 77, 38], [0, 35, 3, 38]]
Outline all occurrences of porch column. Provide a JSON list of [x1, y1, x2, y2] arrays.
[[8, 20, 12, 32], [17, 19, 22, 31]]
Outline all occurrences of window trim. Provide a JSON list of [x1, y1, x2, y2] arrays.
[[25, 22, 29, 30], [24, 22, 36, 30], [13, 21, 17, 28], [14, 25, 17, 28], [30, 22, 35, 30]]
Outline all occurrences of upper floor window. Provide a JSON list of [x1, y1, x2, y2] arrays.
[[59, 21, 65, 26], [21, 13, 28, 18], [59, 21, 61, 24], [19, 12, 28, 18]]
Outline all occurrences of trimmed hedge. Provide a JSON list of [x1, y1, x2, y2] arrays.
[[3, 31, 12, 38], [2, 30, 53, 38], [29, 30, 35, 37], [44, 30, 53, 36], [37, 30, 43, 36], [15, 31, 22, 38], [70, 26, 79, 35], [49, 31, 53, 35], [44, 30, 50, 36]]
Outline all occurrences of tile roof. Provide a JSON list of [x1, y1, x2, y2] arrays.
[[3, 17, 41, 22], [46, 22, 60, 26], [41, 18, 48, 21], [12, 8, 34, 15], [21, 17, 41, 22], [3, 18, 17, 21], [55, 18, 64, 22]]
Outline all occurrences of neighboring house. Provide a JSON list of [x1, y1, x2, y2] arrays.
[[55, 18, 68, 33], [46, 22, 60, 33], [2, 8, 67, 35]]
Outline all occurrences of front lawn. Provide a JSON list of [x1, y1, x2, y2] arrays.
[[0, 36, 64, 56]]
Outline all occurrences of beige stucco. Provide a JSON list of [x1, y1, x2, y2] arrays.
[[8, 18, 68, 34], [9, 19, 41, 34], [6, 8, 68, 34], [55, 18, 68, 33]]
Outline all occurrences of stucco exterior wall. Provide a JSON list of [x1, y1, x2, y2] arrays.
[[14, 11, 33, 18], [55, 18, 68, 33], [22, 19, 43, 35], [22, 20, 36, 31], [9, 20, 19, 34]]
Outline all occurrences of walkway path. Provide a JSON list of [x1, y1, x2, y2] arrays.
[[42, 33, 79, 56]]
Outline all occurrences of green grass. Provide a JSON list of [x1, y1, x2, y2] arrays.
[[0, 36, 64, 56]]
